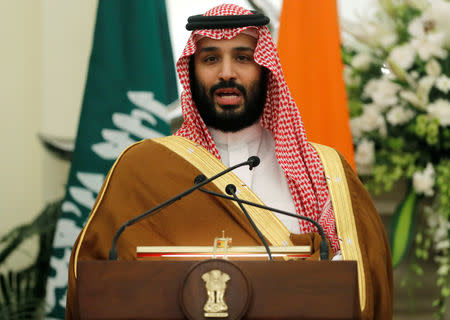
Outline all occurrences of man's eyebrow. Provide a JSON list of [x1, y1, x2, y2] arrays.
[[198, 46, 219, 53], [197, 46, 255, 53], [233, 47, 255, 52]]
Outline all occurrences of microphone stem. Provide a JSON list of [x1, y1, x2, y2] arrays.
[[229, 191, 273, 261]]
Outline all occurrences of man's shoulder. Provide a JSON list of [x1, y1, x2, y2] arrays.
[[309, 142, 358, 188], [309, 142, 349, 167], [109, 138, 176, 171], [309, 142, 346, 159], [114, 139, 156, 161], [113, 136, 200, 168], [116, 136, 184, 157]]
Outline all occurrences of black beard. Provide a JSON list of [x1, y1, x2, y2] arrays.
[[190, 60, 268, 133]]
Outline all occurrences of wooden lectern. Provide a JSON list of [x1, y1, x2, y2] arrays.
[[77, 259, 361, 320]]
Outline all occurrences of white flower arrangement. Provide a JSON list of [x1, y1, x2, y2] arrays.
[[342, 0, 450, 317]]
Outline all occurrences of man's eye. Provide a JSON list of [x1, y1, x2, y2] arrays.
[[236, 55, 252, 62], [204, 56, 217, 63]]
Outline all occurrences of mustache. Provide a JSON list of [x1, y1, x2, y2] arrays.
[[209, 80, 247, 97]]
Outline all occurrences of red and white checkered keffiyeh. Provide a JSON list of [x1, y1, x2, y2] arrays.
[[175, 4, 339, 253]]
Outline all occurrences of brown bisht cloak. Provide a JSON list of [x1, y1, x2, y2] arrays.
[[66, 136, 393, 319]]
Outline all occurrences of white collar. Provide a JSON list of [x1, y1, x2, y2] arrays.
[[208, 122, 263, 147]]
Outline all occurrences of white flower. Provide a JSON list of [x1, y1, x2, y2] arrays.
[[427, 0, 450, 46], [351, 53, 372, 71], [437, 264, 449, 276], [436, 239, 450, 251], [363, 79, 378, 97], [408, 1, 450, 46], [401, 76, 435, 109], [427, 99, 450, 126], [413, 163, 435, 197], [363, 78, 401, 107], [428, 1, 450, 27], [343, 65, 361, 86], [434, 214, 450, 245], [425, 59, 442, 77], [436, 264, 450, 277], [400, 76, 436, 110], [388, 43, 416, 70], [386, 106, 415, 125], [408, 16, 428, 38], [341, 14, 397, 48], [361, 105, 383, 132], [371, 103, 389, 113], [417, 75, 435, 101], [379, 120, 387, 136], [379, 33, 398, 49], [436, 75, 450, 93], [350, 117, 364, 139], [350, 104, 387, 139], [355, 139, 375, 175], [426, 208, 440, 229], [410, 71, 420, 79], [434, 254, 450, 264], [341, 19, 376, 47], [411, 32, 447, 61], [400, 90, 424, 109], [360, 104, 387, 135]]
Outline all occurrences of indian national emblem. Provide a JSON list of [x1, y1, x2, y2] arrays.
[[201, 270, 231, 317]]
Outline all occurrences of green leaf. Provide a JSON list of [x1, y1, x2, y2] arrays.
[[432, 299, 440, 307], [0, 199, 62, 318], [389, 187, 418, 268]]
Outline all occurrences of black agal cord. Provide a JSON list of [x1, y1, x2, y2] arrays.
[[186, 11, 270, 30]]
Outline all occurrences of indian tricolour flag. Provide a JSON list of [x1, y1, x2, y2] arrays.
[[45, 0, 178, 318]]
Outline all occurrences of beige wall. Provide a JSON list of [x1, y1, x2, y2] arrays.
[[40, 0, 97, 205], [41, 0, 97, 139], [0, 1, 97, 268], [0, 1, 44, 237]]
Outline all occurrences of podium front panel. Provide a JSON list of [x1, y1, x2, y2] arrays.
[[77, 260, 361, 320]]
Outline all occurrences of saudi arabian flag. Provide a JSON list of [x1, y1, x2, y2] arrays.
[[45, 0, 178, 318]]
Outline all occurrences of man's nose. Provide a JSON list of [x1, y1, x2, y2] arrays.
[[218, 59, 237, 81]]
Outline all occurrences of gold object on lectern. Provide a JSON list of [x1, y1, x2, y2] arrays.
[[212, 231, 232, 259], [202, 270, 230, 317]]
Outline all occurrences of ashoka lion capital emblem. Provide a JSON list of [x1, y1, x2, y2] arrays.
[[201, 269, 230, 317]]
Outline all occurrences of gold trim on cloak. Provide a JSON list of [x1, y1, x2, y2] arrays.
[[310, 143, 366, 310]]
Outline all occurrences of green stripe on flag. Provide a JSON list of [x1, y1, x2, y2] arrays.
[[389, 188, 418, 268], [45, 1, 178, 318]]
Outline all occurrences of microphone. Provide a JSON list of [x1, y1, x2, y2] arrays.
[[247, 156, 260, 170], [197, 184, 330, 260], [108, 156, 261, 260], [224, 184, 237, 194], [225, 184, 273, 260]]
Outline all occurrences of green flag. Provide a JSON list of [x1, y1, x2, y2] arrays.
[[45, 1, 178, 318]]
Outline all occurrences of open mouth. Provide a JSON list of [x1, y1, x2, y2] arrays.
[[214, 88, 243, 106]]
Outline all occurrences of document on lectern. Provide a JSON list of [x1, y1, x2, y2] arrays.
[[136, 245, 311, 260]]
